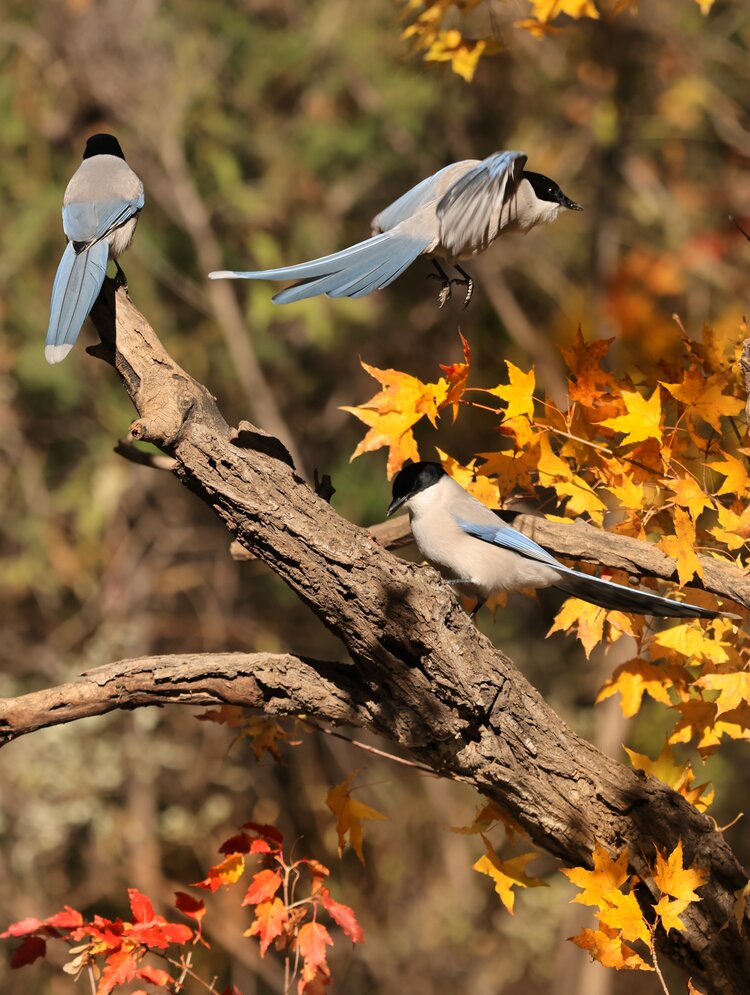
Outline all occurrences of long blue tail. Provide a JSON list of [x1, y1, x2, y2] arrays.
[[209, 229, 431, 304], [554, 569, 728, 619], [45, 241, 109, 364]]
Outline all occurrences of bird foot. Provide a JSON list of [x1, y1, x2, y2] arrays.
[[427, 272, 452, 308], [113, 260, 128, 289], [427, 273, 473, 309]]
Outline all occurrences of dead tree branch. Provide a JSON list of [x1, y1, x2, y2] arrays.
[[5, 280, 747, 994]]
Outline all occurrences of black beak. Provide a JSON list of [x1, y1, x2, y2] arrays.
[[562, 195, 583, 211], [386, 495, 406, 518]]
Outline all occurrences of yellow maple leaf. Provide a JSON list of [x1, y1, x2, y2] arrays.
[[707, 454, 749, 498], [694, 0, 715, 13], [424, 29, 487, 82], [326, 773, 387, 864], [605, 473, 646, 512], [668, 477, 714, 522], [668, 698, 750, 755], [598, 889, 651, 945], [652, 840, 707, 903], [709, 503, 750, 551], [624, 744, 713, 812], [530, 0, 600, 22], [536, 435, 607, 522], [661, 366, 744, 433], [658, 507, 703, 586], [472, 836, 546, 914], [341, 362, 448, 478], [514, 16, 566, 36], [569, 924, 654, 971], [436, 450, 501, 507], [653, 895, 690, 934], [687, 980, 708, 995], [653, 621, 729, 664], [695, 671, 750, 715], [548, 598, 634, 658], [597, 659, 674, 717], [486, 361, 536, 421], [600, 388, 663, 447], [561, 843, 628, 909], [451, 801, 525, 844]]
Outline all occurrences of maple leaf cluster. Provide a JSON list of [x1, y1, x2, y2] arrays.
[[563, 840, 708, 985], [345, 322, 750, 803], [0, 891, 190, 994], [400, 0, 715, 81], [2, 823, 363, 995]]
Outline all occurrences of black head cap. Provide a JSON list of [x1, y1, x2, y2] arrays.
[[387, 461, 446, 517], [523, 170, 582, 211], [83, 134, 125, 161]]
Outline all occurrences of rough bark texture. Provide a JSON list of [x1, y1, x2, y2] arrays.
[[5, 281, 748, 994]]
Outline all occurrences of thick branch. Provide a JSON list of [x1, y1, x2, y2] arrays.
[[0, 654, 371, 743], [18, 280, 747, 994]]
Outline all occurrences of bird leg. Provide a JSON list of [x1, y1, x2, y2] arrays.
[[451, 264, 474, 309], [469, 598, 485, 621], [427, 259, 453, 308], [426, 260, 474, 309], [112, 259, 128, 289]]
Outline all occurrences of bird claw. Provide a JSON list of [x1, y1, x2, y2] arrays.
[[113, 260, 128, 289], [437, 283, 452, 308], [461, 279, 474, 309]]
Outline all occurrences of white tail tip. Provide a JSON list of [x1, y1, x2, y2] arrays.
[[45, 343, 74, 365], [208, 270, 241, 280]]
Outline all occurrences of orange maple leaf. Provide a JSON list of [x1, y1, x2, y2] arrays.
[[560, 328, 617, 407], [472, 836, 546, 914], [341, 362, 448, 478], [661, 366, 743, 433], [244, 897, 288, 957], [326, 773, 387, 864], [297, 922, 333, 987], [568, 923, 654, 971], [438, 331, 471, 421]]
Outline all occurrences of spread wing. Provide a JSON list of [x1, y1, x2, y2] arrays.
[[436, 150, 526, 256]]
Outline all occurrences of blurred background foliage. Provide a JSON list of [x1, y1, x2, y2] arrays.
[[1, 1, 749, 992]]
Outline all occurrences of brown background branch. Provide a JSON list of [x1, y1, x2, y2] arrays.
[[6, 280, 747, 994]]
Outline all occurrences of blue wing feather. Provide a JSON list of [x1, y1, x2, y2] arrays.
[[63, 193, 144, 246], [455, 519, 561, 566]]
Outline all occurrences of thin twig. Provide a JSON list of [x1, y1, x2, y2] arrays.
[[114, 439, 178, 472], [303, 719, 436, 774], [87, 965, 97, 995], [650, 935, 673, 995]]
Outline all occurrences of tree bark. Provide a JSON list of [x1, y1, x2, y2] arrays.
[[4, 280, 747, 994]]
